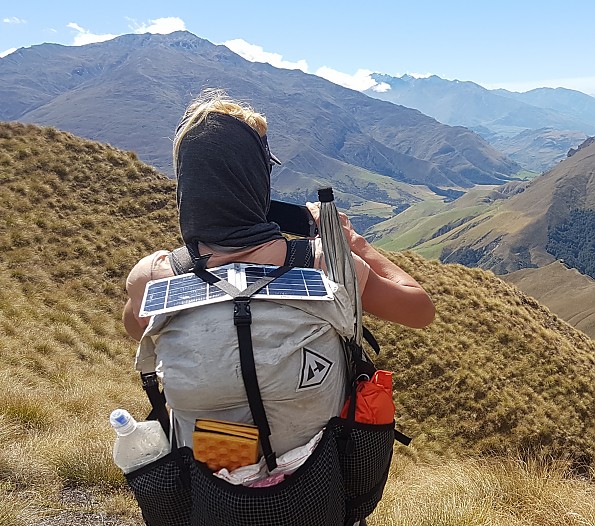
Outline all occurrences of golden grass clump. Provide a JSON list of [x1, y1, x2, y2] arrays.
[[371, 452, 595, 526]]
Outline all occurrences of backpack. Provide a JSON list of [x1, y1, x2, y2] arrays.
[[127, 232, 409, 525]]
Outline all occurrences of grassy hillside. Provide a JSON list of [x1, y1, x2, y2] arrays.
[[503, 262, 595, 339], [1, 122, 594, 525]]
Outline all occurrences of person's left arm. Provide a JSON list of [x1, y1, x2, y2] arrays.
[[123, 298, 147, 341]]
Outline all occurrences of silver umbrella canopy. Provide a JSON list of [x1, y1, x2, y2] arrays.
[[317, 187, 362, 348]]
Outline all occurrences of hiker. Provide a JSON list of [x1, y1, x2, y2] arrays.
[[122, 89, 434, 525]]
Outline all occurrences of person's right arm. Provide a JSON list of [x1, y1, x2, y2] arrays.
[[306, 203, 435, 328], [351, 234, 435, 328]]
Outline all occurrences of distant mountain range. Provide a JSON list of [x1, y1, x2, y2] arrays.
[[365, 74, 595, 172], [0, 31, 519, 231]]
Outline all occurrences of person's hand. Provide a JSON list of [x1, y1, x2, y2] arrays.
[[306, 202, 364, 254], [305, 201, 320, 225]]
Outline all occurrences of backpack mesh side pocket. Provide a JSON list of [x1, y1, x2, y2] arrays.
[[330, 417, 395, 522], [125, 449, 192, 526], [186, 425, 346, 526]]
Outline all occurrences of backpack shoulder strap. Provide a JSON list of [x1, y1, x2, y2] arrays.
[[168, 238, 315, 276], [169, 246, 194, 275], [284, 239, 314, 268]]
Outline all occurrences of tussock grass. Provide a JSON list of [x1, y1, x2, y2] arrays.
[[372, 453, 595, 526], [1, 122, 594, 523], [0, 495, 26, 526]]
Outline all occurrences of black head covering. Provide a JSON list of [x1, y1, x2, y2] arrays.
[[176, 112, 283, 247]]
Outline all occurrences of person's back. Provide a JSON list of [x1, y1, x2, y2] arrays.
[[122, 89, 435, 525]]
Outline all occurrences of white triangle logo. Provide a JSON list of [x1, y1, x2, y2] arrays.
[[298, 348, 333, 391]]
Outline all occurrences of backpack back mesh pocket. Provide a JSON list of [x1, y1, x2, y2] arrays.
[[125, 449, 193, 526], [186, 424, 345, 526], [330, 417, 395, 522]]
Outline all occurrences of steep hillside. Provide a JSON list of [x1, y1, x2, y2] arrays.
[[441, 137, 595, 275], [1, 123, 593, 521], [503, 262, 595, 339], [0, 32, 518, 202], [373, 137, 595, 280], [490, 127, 588, 173]]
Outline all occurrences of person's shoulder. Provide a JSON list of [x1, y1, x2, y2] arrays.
[[126, 250, 172, 290], [209, 239, 287, 267]]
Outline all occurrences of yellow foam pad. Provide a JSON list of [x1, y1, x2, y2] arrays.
[[193, 419, 260, 471]]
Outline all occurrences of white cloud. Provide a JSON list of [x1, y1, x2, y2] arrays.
[[132, 16, 186, 35], [315, 67, 380, 91], [3, 17, 26, 24], [224, 39, 308, 72], [67, 17, 186, 47], [371, 82, 391, 93], [0, 47, 17, 58], [67, 22, 118, 46]]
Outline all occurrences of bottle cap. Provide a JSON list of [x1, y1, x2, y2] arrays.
[[110, 409, 137, 435]]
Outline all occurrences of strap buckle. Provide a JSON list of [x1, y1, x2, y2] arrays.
[[140, 372, 159, 390], [233, 298, 252, 326]]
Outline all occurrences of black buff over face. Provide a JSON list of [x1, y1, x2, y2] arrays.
[[176, 113, 283, 248]]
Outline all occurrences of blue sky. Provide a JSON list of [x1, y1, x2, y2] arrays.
[[2, 0, 595, 95]]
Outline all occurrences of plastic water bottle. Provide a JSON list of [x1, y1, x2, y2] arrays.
[[110, 409, 170, 474]]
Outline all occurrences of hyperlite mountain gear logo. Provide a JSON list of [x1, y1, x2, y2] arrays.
[[298, 348, 333, 390]]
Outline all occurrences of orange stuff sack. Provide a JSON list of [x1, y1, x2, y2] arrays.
[[340, 370, 395, 425]]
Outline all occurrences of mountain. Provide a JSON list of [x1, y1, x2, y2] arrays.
[[365, 74, 595, 172], [1, 123, 594, 520], [0, 31, 519, 229], [371, 135, 595, 278], [494, 86, 595, 124], [489, 127, 588, 173]]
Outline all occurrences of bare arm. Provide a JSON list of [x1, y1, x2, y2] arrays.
[[307, 202, 435, 328], [123, 298, 147, 341]]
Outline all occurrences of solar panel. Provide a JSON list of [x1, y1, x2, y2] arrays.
[[139, 264, 334, 317]]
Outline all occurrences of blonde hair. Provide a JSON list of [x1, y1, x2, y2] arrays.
[[173, 89, 268, 175]]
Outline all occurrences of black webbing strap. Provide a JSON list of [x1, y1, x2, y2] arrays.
[[233, 297, 278, 471], [284, 238, 314, 268], [394, 429, 412, 446], [192, 263, 293, 472], [141, 372, 170, 437], [362, 326, 381, 355]]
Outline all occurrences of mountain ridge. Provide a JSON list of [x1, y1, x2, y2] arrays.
[[0, 31, 519, 218], [366, 73, 595, 172]]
